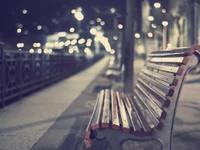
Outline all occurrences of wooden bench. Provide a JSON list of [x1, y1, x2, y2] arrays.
[[84, 44, 200, 150], [105, 66, 124, 82]]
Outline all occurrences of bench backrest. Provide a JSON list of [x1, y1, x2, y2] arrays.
[[84, 45, 200, 148], [134, 44, 200, 133]]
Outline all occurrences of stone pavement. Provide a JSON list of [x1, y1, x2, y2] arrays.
[[0, 56, 199, 150]]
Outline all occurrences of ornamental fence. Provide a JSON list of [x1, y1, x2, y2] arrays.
[[0, 42, 104, 107]]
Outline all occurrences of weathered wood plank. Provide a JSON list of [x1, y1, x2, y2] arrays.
[[146, 62, 184, 75], [84, 94, 100, 139], [139, 73, 174, 96], [111, 90, 120, 130], [123, 94, 143, 136], [84, 138, 92, 148], [137, 79, 170, 107], [147, 56, 188, 65], [128, 95, 153, 136], [148, 44, 200, 57], [136, 84, 167, 119], [142, 69, 179, 86], [116, 92, 130, 133], [101, 89, 110, 128], [135, 89, 163, 130], [91, 90, 105, 130]]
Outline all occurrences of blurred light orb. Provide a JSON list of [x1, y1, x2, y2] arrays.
[[36, 43, 41, 47], [22, 9, 27, 14], [154, 2, 161, 8], [86, 42, 91, 47], [110, 49, 115, 54], [37, 49, 42, 54], [48, 49, 52, 53], [148, 32, 153, 38], [87, 39, 92, 43], [74, 12, 84, 21], [100, 21, 105, 26], [84, 48, 91, 55], [44, 48, 49, 54], [162, 9, 166, 13], [29, 49, 34, 53], [17, 43, 24, 48], [71, 39, 77, 45], [37, 25, 42, 30], [69, 48, 74, 54], [77, 7, 82, 12], [78, 38, 85, 44], [148, 16, 154, 21], [70, 27, 75, 32], [17, 28, 22, 33], [71, 9, 76, 14], [113, 36, 118, 40], [152, 24, 157, 28], [57, 32, 67, 37], [65, 40, 71, 46], [110, 8, 116, 14], [162, 21, 168, 26], [96, 18, 101, 23], [118, 24, 123, 29], [59, 42, 65, 47], [90, 28, 97, 35], [135, 33, 140, 38]]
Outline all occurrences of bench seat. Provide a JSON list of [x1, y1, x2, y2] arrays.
[[84, 44, 200, 150]]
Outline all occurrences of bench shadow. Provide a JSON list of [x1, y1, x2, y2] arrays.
[[0, 111, 91, 134], [121, 140, 162, 150], [58, 117, 109, 150]]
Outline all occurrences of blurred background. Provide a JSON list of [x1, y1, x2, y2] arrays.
[[0, 0, 199, 58]]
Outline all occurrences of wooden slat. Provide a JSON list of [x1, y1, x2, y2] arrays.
[[91, 90, 105, 130], [116, 91, 130, 133], [135, 84, 167, 119], [128, 95, 153, 136], [84, 138, 92, 148], [148, 56, 188, 65], [101, 89, 110, 128], [134, 90, 163, 130], [146, 62, 184, 75], [148, 47, 190, 57], [148, 44, 200, 57], [142, 68, 179, 86], [123, 94, 143, 136], [84, 94, 100, 139], [139, 73, 174, 97], [111, 90, 120, 130], [137, 79, 170, 107]]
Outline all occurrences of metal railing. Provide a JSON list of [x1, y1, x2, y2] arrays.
[[0, 42, 104, 107]]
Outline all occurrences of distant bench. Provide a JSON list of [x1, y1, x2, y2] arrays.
[[84, 45, 200, 150], [105, 57, 123, 82]]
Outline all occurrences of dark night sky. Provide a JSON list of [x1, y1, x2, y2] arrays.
[[0, 0, 126, 35], [0, 0, 169, 36]]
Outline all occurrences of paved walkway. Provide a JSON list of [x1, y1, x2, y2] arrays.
[[0, 56, 200, 150]]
